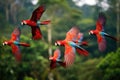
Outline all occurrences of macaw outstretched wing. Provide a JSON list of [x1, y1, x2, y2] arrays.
[[30, 5, 45, 22], [65, 27, 79, 41], [96, 12, 106, 31], [11, 44, 21, 61], [11, 27, 21, 42]]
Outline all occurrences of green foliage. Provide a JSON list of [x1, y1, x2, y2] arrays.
[[97, 48, 120, 80], [0, 0, 119, 80]]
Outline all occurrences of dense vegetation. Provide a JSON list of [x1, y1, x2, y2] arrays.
[[0, 0, 119, 80]]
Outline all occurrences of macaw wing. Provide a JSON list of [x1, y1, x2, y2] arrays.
[[96, 13, 106, 31], [30, 5, 45, 22], [53, 48, 61, 60], [11, 27, 21, 41], [76, 47, 89, 56], [65, 27, 79, 41], [64, 45, 75, 67], [11, 44, 21, 61], [77, 32, 83, 42], [31, 26, 42, 40], [97, 34, 106, 52]]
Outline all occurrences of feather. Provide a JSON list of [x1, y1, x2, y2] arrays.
[[64, 45, 75, 67], [65, 27, 79, 41], [31, 26, 42, 40], [11, 44, 21, 61], [30, 5, 45, 22], [97, 34, 106, 52], [40, 20, 51, 25], [11, 27, 21, 41]]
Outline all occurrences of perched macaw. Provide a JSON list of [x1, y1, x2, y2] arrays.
[[89, 12, 117, 52], [55, 27, 89, 67], [3, 27, 30, 61], [21, 5, 50, 40], [49, 48, 65, 70]]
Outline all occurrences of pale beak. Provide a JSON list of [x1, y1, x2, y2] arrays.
[[21, 22, 25, 25], [55, 42, 57, 46], [2, 43, 5, 46], [49, 57, 53, 60], [89, 32, 91, 35], [21, 22, 23, 25]]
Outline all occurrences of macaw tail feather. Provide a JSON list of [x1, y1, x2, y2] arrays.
[[19, 43, 30, 47], [14, 53, 21, 62], [50, 61, 56, 70], [81, 41, 88, 46], [58, 61, 66, 68], [76, 48, 89, 56], [40, 20, 51, 25], [105, 34, 118, 41]]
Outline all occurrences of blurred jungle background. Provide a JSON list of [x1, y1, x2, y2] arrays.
[[0, 0, 120, 80]]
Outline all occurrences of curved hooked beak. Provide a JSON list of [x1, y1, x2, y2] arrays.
[[55, 42, 58, 46], [49, 56, 53, 60], [21, 22, 24, 25], [2, 43, 5, 46], [89, 32, 91, 35]]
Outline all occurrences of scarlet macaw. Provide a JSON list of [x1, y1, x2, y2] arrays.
[[3, 27, 30, 61], [55, 27, 89, 67], [89, 12, 117, 52], [21, 5, 50, 40], [49, 48, 65, 70]]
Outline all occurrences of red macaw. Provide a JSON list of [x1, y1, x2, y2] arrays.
[[89, 12, 117, 52], [21, 5, 50, 40], [73, 32, 89, 56], [55, 27, 89, 56], [49, 48, 65, 70], [3, 27, 30, 61], [74, 33, 88, 46], [55, 27, 89, 67]]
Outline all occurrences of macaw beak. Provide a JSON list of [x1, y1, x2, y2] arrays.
[[55, 42, 58, 46], [21, 22, 24, 25], [49, 56, 53, 60], [89, 32, 91, 35], [2, 43, 5, 46], [21, 22, 26, 26]]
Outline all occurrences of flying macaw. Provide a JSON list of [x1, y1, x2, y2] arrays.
[[73, 32, 89, 56], [49, 48, 65, 70], [73, 32, 88, 46], [89, 12, 117, 52], [21, 5, 50, 40], [55, 27, 89, 56], [55, 27, 89, 67], [3, 27, 30, 61]]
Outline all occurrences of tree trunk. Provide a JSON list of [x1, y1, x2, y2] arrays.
[[116, 0, 120, 48]]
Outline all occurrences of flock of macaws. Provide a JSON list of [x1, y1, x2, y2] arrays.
[[2, 5, 117, 70]]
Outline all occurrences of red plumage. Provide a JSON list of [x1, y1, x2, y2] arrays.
[[21, 5, 50, 40], [49, 49, 65, 70], [3, 27, 30, 61], [89, 12, 117, 52], [55, 27, 89, 67]]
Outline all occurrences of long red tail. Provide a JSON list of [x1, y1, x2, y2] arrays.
[[20, 43, 30, 47], [106, 35, 118, 41], [81, 41, 88, 46], [40, 20, 51, 25], [58, 61, 66, 68], [76, 48, 89, 56]]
